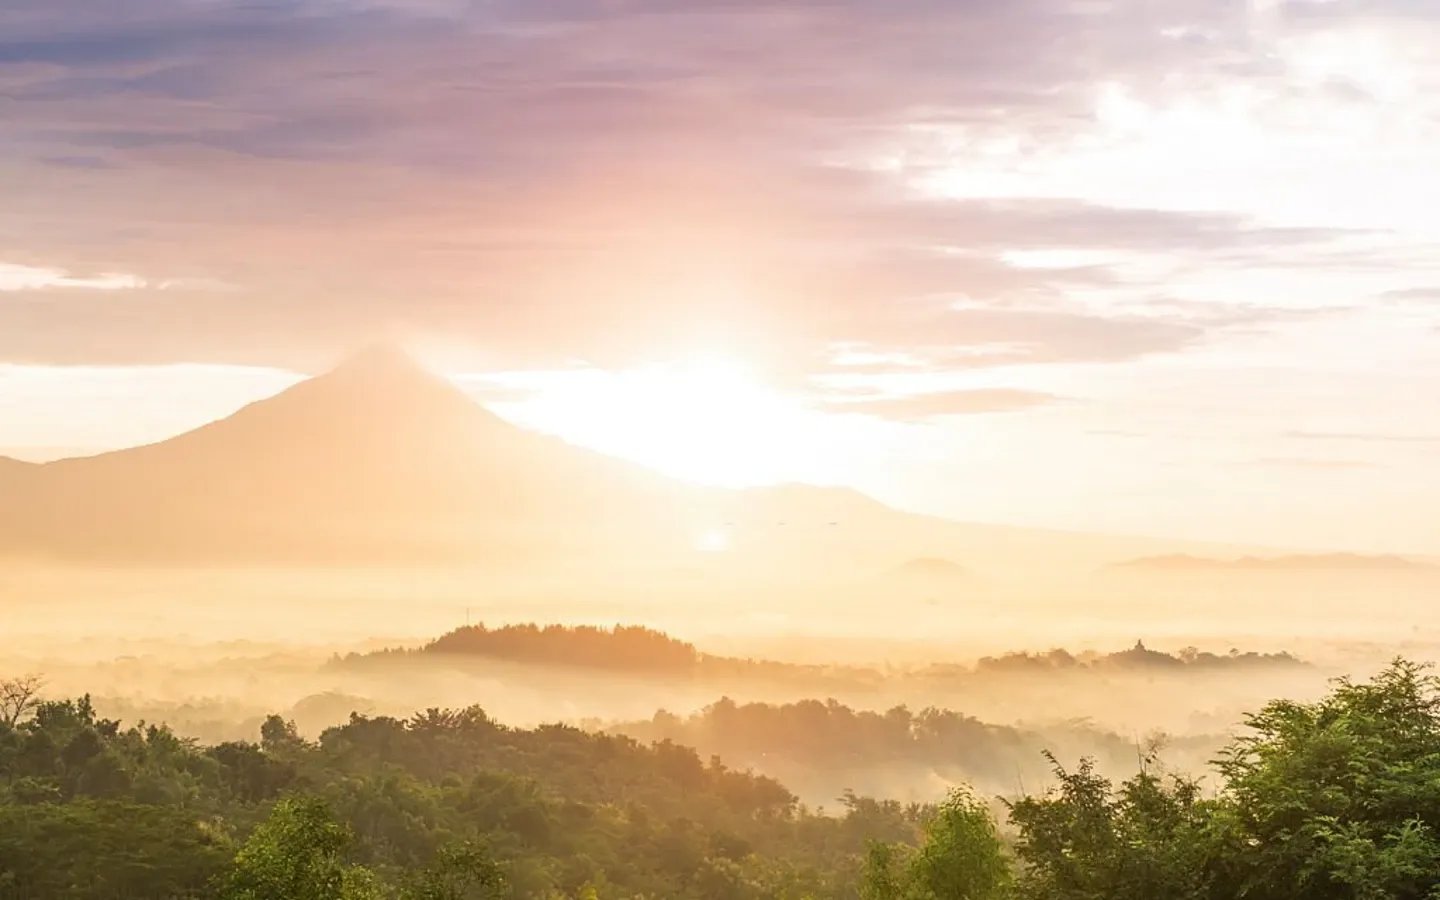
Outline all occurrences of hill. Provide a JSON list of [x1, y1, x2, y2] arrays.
[[334, 623, 1307, 691], [886, 557, 976, 580]]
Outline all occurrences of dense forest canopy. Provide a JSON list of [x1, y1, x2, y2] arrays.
[[4, 661, 1438, 898], [0, 681, 909, 899]]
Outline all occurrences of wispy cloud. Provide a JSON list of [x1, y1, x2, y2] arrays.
[[1287, 430, 1440, 445], [0, 0, 1399, 375], [1241, 456, 1382, 471], [2, 0, 1440, 548], [1382, 287, 1440, 305], [0, 262, 144, 291], [818, 388, 1060, 422]]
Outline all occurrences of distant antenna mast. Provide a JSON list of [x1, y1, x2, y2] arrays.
[[465, 607, 471, 628]]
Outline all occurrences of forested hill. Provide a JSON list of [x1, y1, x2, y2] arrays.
[[332, 624, 1306, 685], [331, 623, 884, 692], [0, 685, 913, 899], [4, 661, 1440, 899], [605, 696, 1223, 801]]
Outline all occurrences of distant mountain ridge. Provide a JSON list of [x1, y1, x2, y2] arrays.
[[1107, 553, 1438, 574], [0, 345, 1280, 574]]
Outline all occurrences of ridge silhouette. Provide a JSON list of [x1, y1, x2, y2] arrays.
[[0, 346, 1264, 571], [1109, 552, 1434, 573], [0, 347, 875, 564]]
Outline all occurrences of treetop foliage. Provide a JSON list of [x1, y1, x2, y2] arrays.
[[3, 659, 1433, 900]]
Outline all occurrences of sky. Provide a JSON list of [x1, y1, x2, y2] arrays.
[[2, 0, 1440, 552]]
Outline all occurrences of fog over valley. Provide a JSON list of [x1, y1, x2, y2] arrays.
[[7, 0, 1440, 887]]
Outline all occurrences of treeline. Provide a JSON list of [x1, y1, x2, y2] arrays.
[[862, 658, 1440, 900], [608, 697, 1220, 802], [332, 623, 881, 691], [957, 640, 1304, 676], [5, 661, 1436, 899], [333, 624, 1304, 685], [0, 681, 919, 899], [426, 624, 701, 673]]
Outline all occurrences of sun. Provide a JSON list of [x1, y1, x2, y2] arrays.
[[597, 357, 795, 485], [695, 529, 729, 552], [480, 354, 836, 487]]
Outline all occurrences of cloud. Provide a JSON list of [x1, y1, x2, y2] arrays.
[[0, 262, 144, 291], [1382, 287, 1440, 305], [818, 388, 1060, 422], [1287, 430, 1440, 445], [450, 376, 543, 406], [0, 0, 1413, 373], [1087, 429, 1147, 438], [1127, 297, 1357, 327], [832, 307, 1206, 372], [1241, 456, 1382, 470], [0, 233, 1213, 373]]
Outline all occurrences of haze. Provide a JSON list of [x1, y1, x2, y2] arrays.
[[3, 2, 1440, 898]]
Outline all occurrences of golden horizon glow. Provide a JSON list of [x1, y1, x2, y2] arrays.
[[474, 356, 861, 488], [695, 529, 730, 552]]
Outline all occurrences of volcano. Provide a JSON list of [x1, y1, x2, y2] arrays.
[[0, 346, 1251, 575], [0, 346, 679, 562]]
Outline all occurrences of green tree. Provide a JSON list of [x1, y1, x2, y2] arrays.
[[1211, 658, 1440, 900], [1004, 659, 1440, 900], [0, 800, 228, 899], [861, 787, 1012, 900], [1006, 756, 1210, 900], [221, 795, 380, 900], [402, 841, 510, 900]]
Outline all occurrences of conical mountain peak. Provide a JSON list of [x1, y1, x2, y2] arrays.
[[291, 342, 486, 416], [322, 342, 444, 384]]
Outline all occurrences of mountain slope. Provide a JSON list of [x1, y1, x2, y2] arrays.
[[0, 455, 36, 492], [1, 347, 682, 562], [0, 347, 1265, 574]]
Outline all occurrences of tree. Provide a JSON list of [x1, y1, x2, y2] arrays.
[[861, 787, 1012, 900], [1004, 659, 1440, 900], [1006, 755, 1210, 900], [0, 675, 43, 727], [910, 788, 1013, 900], [220, 795, 380, 900], [402, 841, 509, 900], [0, 800, 228, 899], [260, 714, 306, 754], [1210, 658, 1440, 900]]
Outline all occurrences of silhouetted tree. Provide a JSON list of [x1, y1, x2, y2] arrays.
[[0, 675, 43, 727]]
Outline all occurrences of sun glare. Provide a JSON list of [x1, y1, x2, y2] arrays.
[[696, 529, 729, 552], [474, 355, 844, 487]]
